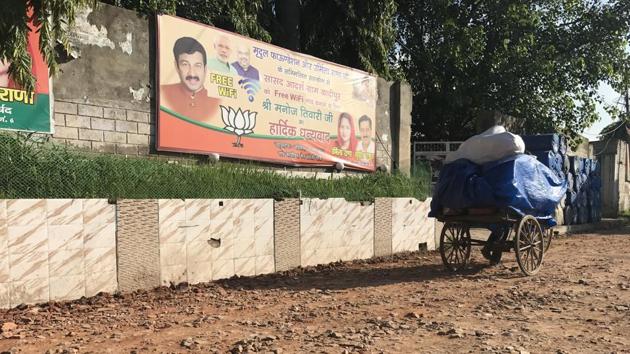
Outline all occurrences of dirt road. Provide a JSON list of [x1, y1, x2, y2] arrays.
[[1, 226, 629, 353]]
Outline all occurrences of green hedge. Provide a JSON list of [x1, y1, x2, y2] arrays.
[[0, 134, 430, 201]]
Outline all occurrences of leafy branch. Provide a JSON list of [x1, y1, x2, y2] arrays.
[[0, 0, 95, 92]]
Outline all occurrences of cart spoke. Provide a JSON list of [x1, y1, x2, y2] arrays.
[[446, 245, 456, 262], [451, 246, 460, 264], [531, 247, 541, 264], [443, 245, 455, 260], [532, 245, 540, 267], [522, 247, 530, 267], [529, 248, 537, 270], [444, 243, 457, 259], [532, 241, 543, 260]]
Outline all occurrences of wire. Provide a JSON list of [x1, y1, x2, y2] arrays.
[[375, 130, 395, 167], [595, 120, 628, 156]]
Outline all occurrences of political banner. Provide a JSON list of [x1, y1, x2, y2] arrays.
[[0, 9, 52, 133], [157, 14, 377, 171]]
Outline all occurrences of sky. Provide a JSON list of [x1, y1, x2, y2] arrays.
[[582, 83, 625, 141], [582, 42, 629, 142]]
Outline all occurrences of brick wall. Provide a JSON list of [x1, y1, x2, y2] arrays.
[[52, 100, 153, 156]]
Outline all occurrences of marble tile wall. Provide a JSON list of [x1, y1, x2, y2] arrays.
[[0, 196, 434, 308], [158, 199, 274, 286], [0, 199, 117, 308], [391, 198, 435, 253], [300, 198, 374, 267]]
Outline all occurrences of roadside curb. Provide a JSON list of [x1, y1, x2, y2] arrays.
[[553, 218, 628, 236]]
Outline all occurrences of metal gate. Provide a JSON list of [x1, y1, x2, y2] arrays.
[[413, 141, 462, 184]]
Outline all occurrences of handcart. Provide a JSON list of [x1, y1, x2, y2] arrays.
[[436, 209, 553, 276]]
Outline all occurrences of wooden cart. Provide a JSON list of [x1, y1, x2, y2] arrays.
[[436, 209, 553, 276]]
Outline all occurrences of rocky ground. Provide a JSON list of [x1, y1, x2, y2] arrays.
[[0, 226, 629, 354]]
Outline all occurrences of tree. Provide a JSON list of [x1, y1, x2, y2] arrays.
[[102, 0, 272, 41], [599, 57, 630, 142], [0, 0, 94, 92], [395, 0, 630, 142], [2, 0, 397, 94], [298, 0, 397, 79], [102, 0, 398, 79]]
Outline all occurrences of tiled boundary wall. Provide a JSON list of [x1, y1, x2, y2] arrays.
[[0, 200, 117, 308], [0, 197, 434, 308]]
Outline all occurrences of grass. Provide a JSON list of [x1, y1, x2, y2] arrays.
[[0, 134, 430, 201]]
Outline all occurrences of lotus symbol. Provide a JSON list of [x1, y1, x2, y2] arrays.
[[220, 106, 257, 148]]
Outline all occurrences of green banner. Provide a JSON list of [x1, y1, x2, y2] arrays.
[[0, 92, 51, 133]]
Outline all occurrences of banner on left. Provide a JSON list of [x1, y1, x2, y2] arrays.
[[0, 8, 52, 134]]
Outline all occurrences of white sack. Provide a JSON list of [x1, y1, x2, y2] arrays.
[[444, 125, 525, 165]]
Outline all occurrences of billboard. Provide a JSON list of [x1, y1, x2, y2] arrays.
[[0, 8, 52, 133], [157, 15, 377, 171]]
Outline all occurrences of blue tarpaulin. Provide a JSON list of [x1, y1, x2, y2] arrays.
[[532, 150, 564, 180], [522, 134, 560, 153], [569, 156, 583, 174], [566, 190, 578, 205], [566, 172, 574, 191], [559, 135, 568, 155], [429, 154, 567, 225]]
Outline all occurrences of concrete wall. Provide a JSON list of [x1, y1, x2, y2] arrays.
[[0, 197, 436, 308], [58, 5, 152, 106], [375, 79, 394, 171], [618, 141, 630, 213], [390, 82, 413, 175], [51, 5, 155, 156], [44, 3, 413, 173], [593, 139, 630, 217]]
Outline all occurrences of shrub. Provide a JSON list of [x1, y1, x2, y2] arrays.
[[0, 134, 430, 201]]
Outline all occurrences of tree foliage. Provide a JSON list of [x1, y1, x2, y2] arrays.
[[1, 0, 398, 96], [4, 0, 627, 144], [299, 0, 397, 79], [0, 0, 94, 92], [103, 0, 273, 42], [395, 0, 630, 142], [101, 0, 398, 78]]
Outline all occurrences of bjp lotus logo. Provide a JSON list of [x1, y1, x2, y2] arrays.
[[220, 106, 257, 148]]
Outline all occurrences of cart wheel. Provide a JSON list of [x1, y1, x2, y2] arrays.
[[543, 229, 553, 253], [440, 223, 471, 271], [515, 216, 545, 276]]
